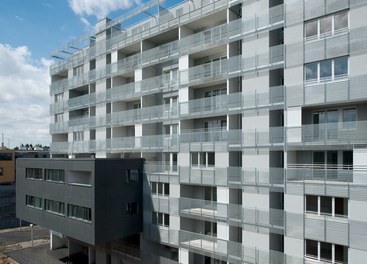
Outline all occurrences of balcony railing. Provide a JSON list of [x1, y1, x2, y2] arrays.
[[287, 120, 367, 146], [287, 164, 354, 182]]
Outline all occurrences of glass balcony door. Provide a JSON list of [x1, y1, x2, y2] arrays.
[[313, 110, 337, 140]]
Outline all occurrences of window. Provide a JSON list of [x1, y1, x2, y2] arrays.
[[26, 168, 42, 180], [343, 108, 356, 128], [191, 152, 215, 167], [152, 212, 169, 227], [73, 65, 83, 76], [126, 169, 139, 182], [73, 131, 84, 142], [305, 11, 348, 40], [55, 93, 63, 103], [26, 195, 42, 209], [68, 204, 91, 223], [305, 57, 348, 83], [55, 113, 63, 123], [45, 199, 65, 215], [45, 169, 65, 182], [305, 195, 348, 217], [126, 202, 138, 215], [151, 182, 169, 196], [90, 59, 96, 70], [106, 54, 111, 65], [305, 240, 348, 263], [0, 153, 12, 160], [343, 151, 353, 169]]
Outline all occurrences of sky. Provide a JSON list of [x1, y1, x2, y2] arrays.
[[0, 0, 142, 148]]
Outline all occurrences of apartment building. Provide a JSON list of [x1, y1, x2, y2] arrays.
[[16, 0, 367, 263]]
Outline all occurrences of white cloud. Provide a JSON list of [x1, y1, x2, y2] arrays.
[[80, 17, 92, 29], [0, 44, 51, 148], [68, 0, 140, 19], [15, 15, 25, 22]]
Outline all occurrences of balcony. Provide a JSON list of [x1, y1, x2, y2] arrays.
[[228, 167, 285, 187], [180, 128, 241, 146], [180, 93, 242, 118], [111, 104, 179, 126], [287, 164, 353, 182], [144, 224, 179, 246], [142, 40, 179, 66], [50, 122, 68, 134], [287, 120, 367, 147], [287, 74, 367, 107]]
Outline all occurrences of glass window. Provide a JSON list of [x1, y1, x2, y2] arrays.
[[334, 11, 348, 30], [0, 153, 12, 160], [191, 153, 198, 166], [164, 213, 170, 227], [313, 152, 325, 165], [26, 168, 43, 180], [306, 239, 318, 258], [320, 16, 332, 34], [334, 56, 348, 76], [126, 169, 139, 182], [343, 108, 356, 127], [305, 20, 318, 38], [335, 244, 348, 263], [343, 151, 353, 169], [306, 195, 318, 213], [45, 199, 65, 215], [335, 197, 348, 216], [68, 204, 91, 222], [320, 60, 332, 79], [158, 182, 163, 194], [45, 169, 65, 182], [164, 183, 169, 195], [208, 152, 215, 166], [151, 182, 157, 194], [26, 195, 42, 209], [305, 62, 318, 81], [320, 196, 332, 215], [320, 242, 332, 261], [200, 152, 207, 166]]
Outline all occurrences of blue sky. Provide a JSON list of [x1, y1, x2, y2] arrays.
[[0, 0, 142, 148]]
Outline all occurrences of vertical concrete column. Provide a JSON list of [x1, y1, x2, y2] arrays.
[[50, 230, 67, 250], [179, 248, 190, 264], [88, 246, 96, 264]]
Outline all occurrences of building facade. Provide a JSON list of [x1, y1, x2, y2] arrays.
[[16, 158, 144, 263], [20, 0, 367, 263], [0, 149, 49, 229]]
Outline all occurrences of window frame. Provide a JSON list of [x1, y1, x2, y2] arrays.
[[304, 10, 349, 41], [67, 204, 92, 223], [152, 212, 170, 227], [191, 152, 215, 168], [151, 182, 169, 196], [26, 195, 43, 210], [304, 56, 349, 84], [305, 239, 348, 263], [305, 194, 348, 217], [26, 168, 43, 180], [44, 199, 65, 216]]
